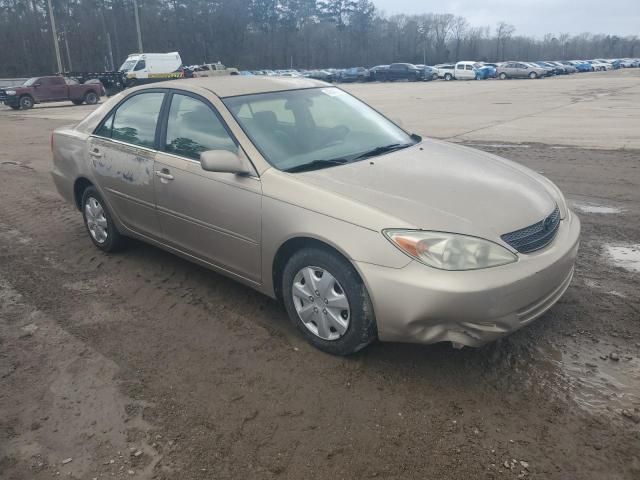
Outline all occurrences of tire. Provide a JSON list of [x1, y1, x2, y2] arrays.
[[126, 78, 137, 88], [19, 95, 34, 109], [81, 186, 126, 252], [282, 247, 377, 355], [529, 72, 538, 79], [432, 73, 438, 80], [9, 105, 20, 110], [72, 99, 83, 105], [499, 72, 507, 80], [84, 91, 98, 105], [444, 73, 453, 81]]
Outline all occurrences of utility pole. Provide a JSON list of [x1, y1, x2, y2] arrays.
[[62, 30, 73, 71], [46, 0, 63, 73], [132, 0, 143, 53]]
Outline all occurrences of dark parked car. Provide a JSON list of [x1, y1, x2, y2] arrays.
[[380, 63, 422, 82], [1, 76, 104, 110], [305, 70, 335, 82], [368, 65, 389, 81], [416, 65, 439, 81], [338, 67, 369, 83]]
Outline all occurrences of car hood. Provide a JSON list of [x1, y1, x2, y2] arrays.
[[295, 139, 557, 242]]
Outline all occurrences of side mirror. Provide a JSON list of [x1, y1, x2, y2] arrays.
[[200, 149, 251, 175]]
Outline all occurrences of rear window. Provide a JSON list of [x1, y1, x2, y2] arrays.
[[95, 92, 164, 148]]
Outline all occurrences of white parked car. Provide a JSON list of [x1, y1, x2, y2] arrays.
[[435, 64, 455, 80], [453, 61, 480, 80], [588, 60, 612, 71]]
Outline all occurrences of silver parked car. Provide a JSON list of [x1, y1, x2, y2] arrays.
[[497, 62, 547, 79], [52, 77, 580, 355]]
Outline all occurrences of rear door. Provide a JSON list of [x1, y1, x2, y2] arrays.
[[153, 91, 262, 282], [89, 90, 166, 238]]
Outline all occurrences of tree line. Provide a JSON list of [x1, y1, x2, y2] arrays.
[[1, 0, 638, 77]]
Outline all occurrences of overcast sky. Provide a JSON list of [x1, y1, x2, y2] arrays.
[[372, 0, 640, 37]]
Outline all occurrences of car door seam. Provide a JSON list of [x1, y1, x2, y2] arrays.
[[155, 205, 259, 245]]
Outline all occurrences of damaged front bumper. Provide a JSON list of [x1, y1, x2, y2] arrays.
[[357, 211, 580, 347]]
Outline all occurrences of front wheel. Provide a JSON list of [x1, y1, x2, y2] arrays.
[[529, 72, 538, 79], [19, 95, 34, 109], [499, 72, 507, 80], [282, 247, 377, 355], [81, 186, 126, 252], [444, 73, 453, 81]]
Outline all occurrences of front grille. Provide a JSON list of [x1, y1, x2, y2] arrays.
[[501, 205, 560, 253]]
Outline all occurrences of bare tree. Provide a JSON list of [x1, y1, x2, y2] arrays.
[[495, 21, 515, 61]]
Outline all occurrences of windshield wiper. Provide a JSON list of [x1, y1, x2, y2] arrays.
[[352, 143, 414, 161], [284, 158, 348, 173]]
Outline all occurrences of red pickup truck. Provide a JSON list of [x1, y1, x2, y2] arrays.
[[1, 76, 105, 110]]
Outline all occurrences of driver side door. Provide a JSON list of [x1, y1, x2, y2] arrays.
[[154, 91, 263, 283]]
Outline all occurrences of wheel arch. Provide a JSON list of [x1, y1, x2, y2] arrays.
[[73, 176, 94, 210], [271, 236, 362, 302]]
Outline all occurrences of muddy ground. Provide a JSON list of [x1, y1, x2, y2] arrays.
[[0, 115, 639, 480]]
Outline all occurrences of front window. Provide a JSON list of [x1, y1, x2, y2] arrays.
[[119, 59, 138, 72], [164, 93, 237, 160], [23, 77, 39, 86], [224, 87, 416, 172]]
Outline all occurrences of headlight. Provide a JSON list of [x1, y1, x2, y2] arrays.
[[384, 230, 517, 271], [5, 90, 16, 95]]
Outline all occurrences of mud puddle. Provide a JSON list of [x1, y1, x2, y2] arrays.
[[603, 244, 640, 272], [571, 201, 624, 214], [537, 341, 640, 418]]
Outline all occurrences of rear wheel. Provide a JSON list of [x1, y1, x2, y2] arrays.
[[282, 247, 377, 355], [432, 73, 439, 80], [81, 186, 126, 252], [444, 73, 453, 81], [19, 95, 34, 109], [499, 72, 507, 80], [84, 91, 98, 105]]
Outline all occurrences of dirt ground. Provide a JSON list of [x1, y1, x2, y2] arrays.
[[0, 111, 639, 479]]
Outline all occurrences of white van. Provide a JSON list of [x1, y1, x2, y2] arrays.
[[119, 52, 183, 86]]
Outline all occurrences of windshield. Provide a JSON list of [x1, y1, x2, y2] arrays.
[[224, 87, 416, 171], [119, 59, 138, 71], [23, 77, 39, 86]]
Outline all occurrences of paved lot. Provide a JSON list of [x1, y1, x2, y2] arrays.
[[6, 68, 640, 149], [0, 72, 639, 479]]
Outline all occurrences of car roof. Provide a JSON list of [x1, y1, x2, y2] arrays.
[[144, 76, 328, 98]]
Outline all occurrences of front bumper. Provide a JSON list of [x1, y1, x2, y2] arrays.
[[357, 211, 580, 347], [3, 96, 19, 107]]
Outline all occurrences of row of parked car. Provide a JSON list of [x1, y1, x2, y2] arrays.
[[240, 58, 639, 83]]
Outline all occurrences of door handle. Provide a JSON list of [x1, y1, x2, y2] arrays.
[[155, 169, 174, 181], [89, 150, 103, 158]]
